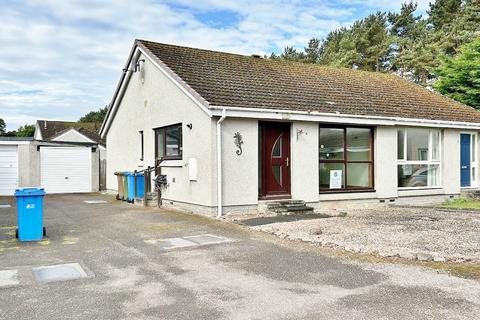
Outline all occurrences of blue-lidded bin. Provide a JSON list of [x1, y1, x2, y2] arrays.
[[135, 172, 145, 199], [126, 172, 135, 203], [14, 187, 46, 241]]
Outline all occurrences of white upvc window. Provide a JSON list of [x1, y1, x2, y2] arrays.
[[397, 128, 441, 189]]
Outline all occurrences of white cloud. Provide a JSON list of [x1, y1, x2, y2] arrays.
[[0, 0, 414, 130]]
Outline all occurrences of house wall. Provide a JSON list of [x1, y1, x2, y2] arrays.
[[220, 118, 258, 206], [374, 126, 398, 199], [291, 122, 319, 202], [103, 53, 477, 214], [106, 52, 216, 206], [17, 144, 34, 187]]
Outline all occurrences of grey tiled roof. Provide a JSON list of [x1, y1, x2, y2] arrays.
[[138, 39, 480, 124]]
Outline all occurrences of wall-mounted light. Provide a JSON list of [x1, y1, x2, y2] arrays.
[[186, 123, 193, 130], [135, 59, 145, 72]]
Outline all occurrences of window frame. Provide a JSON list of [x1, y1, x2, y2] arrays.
[[459, 131, 477, 188], [154, 123, 183, 161], [397, 128, 442, 189], [319, 125, 375, 193], [139, 130, 144, 161]]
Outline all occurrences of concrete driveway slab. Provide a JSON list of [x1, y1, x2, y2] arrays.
[[33, 263, 89, 283], [0, 269, 19, 287]]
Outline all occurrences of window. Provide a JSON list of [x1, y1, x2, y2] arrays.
[[155, 124, 182, 160], [139, 131, 144, 161], [319, 126, 374, 192], [397, 128, 441, 188]]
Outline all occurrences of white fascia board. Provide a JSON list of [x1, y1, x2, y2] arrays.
[[0, 141, 31, 145], [100, 43, 212, 139], [209, 106, 480, 129]]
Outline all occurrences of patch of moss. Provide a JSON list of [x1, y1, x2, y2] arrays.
[[441, 198, 480, 210]]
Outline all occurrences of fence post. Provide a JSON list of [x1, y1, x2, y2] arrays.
[[144, 166, 150, 207]]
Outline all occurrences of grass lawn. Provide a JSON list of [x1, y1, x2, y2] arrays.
[[442, 198, 480, 209]]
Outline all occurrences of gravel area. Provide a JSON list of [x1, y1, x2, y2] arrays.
[[244, 207, 480, 263]]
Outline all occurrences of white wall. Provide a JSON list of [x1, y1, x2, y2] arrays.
[[443, 129, 461, 194], [106, 52, 215, 206], [220, 118, 259, 206], [291, 122, 319, 202], [375, 126, 397, 198]]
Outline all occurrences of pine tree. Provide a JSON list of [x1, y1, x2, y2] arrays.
[[280, 46, 304, 61], [434, 37, 480, 108], [304, 38, 321, 63]]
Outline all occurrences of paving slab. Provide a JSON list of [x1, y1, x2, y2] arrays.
[[0, 269, 19, 287], [183, 234, 231, 245], [145, 237, 198, 249], [33, 263, 89, 283]]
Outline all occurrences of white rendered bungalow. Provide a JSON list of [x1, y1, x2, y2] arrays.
[[100, 39, 480, 216]]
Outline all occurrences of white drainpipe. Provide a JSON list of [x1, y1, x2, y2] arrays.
[[216, 108, 227, 218]]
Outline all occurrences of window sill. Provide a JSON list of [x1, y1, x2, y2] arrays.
[[319, 191, 377, 201], [398, 188, 444, 197], [397, 187, 442, 191], [160, 160, 183, 167], [320, 188, 375, 194]]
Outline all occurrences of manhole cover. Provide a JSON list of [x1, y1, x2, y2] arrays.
[[33, 263, 88, 283]]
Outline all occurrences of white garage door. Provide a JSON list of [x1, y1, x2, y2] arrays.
[[0, 146, 18, 196], [40, 147, 92, 193]]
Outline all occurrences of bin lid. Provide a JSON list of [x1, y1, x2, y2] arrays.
[[136, 172, 144, 177], [14, 187, 46, 197]]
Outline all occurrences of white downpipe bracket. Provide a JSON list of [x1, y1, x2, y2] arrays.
[[216, 108, 227, 218]]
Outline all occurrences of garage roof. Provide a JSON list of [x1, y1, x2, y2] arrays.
[[36, 120, 105, 146]]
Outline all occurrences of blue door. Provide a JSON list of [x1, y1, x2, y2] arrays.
[[460, 134, 471, 187]]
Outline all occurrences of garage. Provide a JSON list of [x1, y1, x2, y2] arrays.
[[0, 145, 18, 196], [40, 147, 92, 193]]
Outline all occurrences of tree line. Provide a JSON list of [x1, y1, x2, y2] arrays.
[[270, 0, 479, 107]]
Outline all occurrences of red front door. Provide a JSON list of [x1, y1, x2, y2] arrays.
[[259, 122, 291, 198]]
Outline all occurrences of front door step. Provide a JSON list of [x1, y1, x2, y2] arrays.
[[263, 200, 314, 215]]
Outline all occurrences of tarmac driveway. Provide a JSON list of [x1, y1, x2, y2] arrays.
[[0, 194, 479, 320]]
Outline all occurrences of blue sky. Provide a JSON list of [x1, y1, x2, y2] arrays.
[[0, 0, 431, 130]]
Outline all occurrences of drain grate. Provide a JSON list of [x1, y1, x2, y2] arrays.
[[33, 263, 88, 283]]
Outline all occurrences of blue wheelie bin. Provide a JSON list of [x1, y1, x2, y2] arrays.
[[126, 172, 135, 203], [135, 172, 145, 199], [14, 187, 46, 241]]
